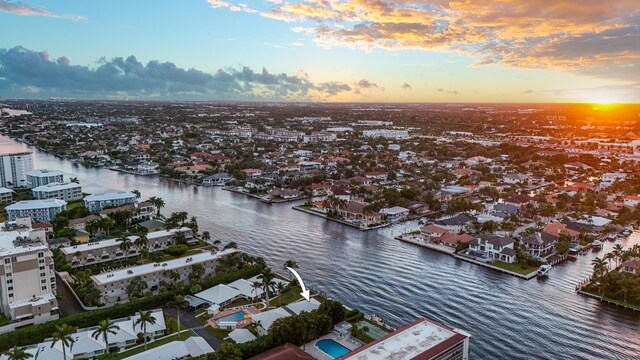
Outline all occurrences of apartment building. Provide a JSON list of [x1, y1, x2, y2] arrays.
[[84, 191, 137, 212], [0, 188, 13, 203], [59, 227, 194, 267], [362, 129, 410, 139], [92, 249, 238, 304], [0, 218, 58, 332], [25, 169, 64, 188], [0, 152, 33, 188], [31, 182, 83, 202], [5, 199, 67, 222]]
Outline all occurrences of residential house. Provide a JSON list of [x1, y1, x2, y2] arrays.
[[521, 232, 557, 257], [621, 259, 640, 275], [379, 206, 410, 222], [435, 213, 473, 233], [469, 234, 517, 263]]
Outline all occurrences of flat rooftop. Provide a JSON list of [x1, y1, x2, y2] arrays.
[[6, 199, 67, 210], [32, 182, 81, 192], [340, 318, 468, 360], [0, 228, 48, 257], [60, 227, 191, 255], [84, 191, 136, 201], [92, 249, 238, 285], [26, 169, 63, 177]]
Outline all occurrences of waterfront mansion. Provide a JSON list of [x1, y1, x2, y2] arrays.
[[468, 234, 517, 263], [59, 227, 193, 267]]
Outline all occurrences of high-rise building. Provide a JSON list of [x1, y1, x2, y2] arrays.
[[0, 217, 59, 332], [0, 152, 33, 189]]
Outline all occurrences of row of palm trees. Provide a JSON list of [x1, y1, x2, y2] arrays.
[[3, 310, 159, 360], [246, 260, 299, 310], [592, 243, 640, 277]]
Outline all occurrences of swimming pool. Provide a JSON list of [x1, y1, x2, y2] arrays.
[[216, 311, 246, 323], [315, 339, 351, 359]]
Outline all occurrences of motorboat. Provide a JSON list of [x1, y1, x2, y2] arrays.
[[592, 240, 602, 250], [606, 233, 617, 241], [538, 264, 552, 277]]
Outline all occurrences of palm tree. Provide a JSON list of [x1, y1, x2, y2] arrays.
[[134, 310, 157, 350], [70, 177, 79, 184], [603, 253, 614, 270], [258, 269, 277, 310], [168, 295, 189, 340], [100, 217, 115, 237], [201, 231, 211, 243], [132, 189, 141, 199], [51, 324, 76, 360], [591, 257, 607, 278], [283, 260, 298, 281], [118, 236, 133, 257], [91, 319, 120, 354], [615, 275, 637, 303], [134, 234, 148, 251], [613, 244, 625, 267], [212, 239, 222, 252], [276, 282, 286, 306], [5, 346, 32, 360], [149, 196, 165, 217], [173, 231, 187, 245], [251, 281, 262, 300]]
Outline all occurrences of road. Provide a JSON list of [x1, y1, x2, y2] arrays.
[[163, 307, 223, 349]]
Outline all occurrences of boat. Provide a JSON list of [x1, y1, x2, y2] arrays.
[[606, 233, 617, 241], [592, 240, 602, 250], [538, 264, 552, 277], [622, 227, 632, 236]]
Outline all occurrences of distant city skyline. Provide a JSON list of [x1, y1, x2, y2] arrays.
[[1, 0, 639, 103]]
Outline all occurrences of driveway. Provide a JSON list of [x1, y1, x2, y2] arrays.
[[163, 307, 222, 349]]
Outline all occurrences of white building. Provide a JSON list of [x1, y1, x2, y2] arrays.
[[0, 218, 58, 333], [468, 234, 517, 263], [91, 249, 238, 304], [84, 191, 137, 212], [60, 227, 193, 268], [25, 169, 64, 189], [362, 129, 409, 139], [5, 199, 67, 222], [32, 182, 82, 202], [341, 318, 470, 360], [0, 309, 167, 359], [379, 206, 410, 222], [623, 195, 640, 208], [0, 188, 13, 203], [0, 152, 33, 188], [125, 336, 213, 360]]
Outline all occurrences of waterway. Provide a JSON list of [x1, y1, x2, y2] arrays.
[[1, 136, 639, 359]]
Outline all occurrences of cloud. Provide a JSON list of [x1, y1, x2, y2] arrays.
[[438, 88, 458, 95], [261, 0, 640, 82], [401, 82, 412, 90], [524, 89, 534, 94], [0, 0, 84, 20], [0, 46, 383, 100], [207, 0, 256, 13]]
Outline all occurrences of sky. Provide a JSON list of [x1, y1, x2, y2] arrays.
[[0, 0, 639, 103]]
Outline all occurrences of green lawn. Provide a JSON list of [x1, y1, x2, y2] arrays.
[[206, 326, 231, 340], [272, 285, 303, 307], [489, 261, 537, 275], [66, 200, 85, 211], [114, 331, 194, 359]]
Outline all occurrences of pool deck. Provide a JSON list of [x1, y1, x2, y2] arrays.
[[303, 333, 362, 360], [208, 305, 260, 329]]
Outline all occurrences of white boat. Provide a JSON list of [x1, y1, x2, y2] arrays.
[[538, 265, 552, 277], [592, 240, 602, 249]]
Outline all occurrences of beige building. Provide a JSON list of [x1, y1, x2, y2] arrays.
[[59, 227, 193, 268], [92, 249, 238, 304], [0, 217, 58, 333]]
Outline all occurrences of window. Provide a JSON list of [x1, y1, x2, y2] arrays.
[[11, 256, 17, 262], [41, 279, 46, 284], [38, 259, 44, 264], [3, 258, 9, 264], [7, 286, 13, 291], [42, 286, 47, 290], [38, 252, 44, 258], [39, 266, 45, 270]]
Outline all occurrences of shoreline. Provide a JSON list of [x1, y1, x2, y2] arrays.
[[396, 235, 538, 280], [293, 205, 391, 231]]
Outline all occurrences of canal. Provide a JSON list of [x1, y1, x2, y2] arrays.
[[1, 136, 639, 359]]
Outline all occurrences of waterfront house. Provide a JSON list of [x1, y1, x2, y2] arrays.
[[310, 183, 331, 197], [435, 213, 473, 233], [251, 307, 291, 335], [521, 232, 557, 257], [543, 223, 579, 240], [420, 224, 449, 238], [379, 206, 410, 222], [268, 188, 301, 200], [621, 259, 640, 275], [440, 233, 475, 247], [469, 234, 517, 263], [203, 172, 234, 186], [338, 202, 383, 227], [243, 168, 263, 179]]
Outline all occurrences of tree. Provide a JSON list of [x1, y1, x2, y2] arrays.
[[201, 231, 211, 243], [189, 264, 205, 281], [100, 217, 115, 236], [592, 257, 607, 278], [132, 189, 141, 199], [134, 235, 148, 251], [258, 269, 276, 309], [613, 244, 624, 267], [318, 299, 346, 325], [134, 310, 157, 350], [251, 281, 262, 300], [51, 324, 76, 360], [212, 342, 242, 360], [126, 278, 148, 299], [276, 282, 287, 305], [283, 259, 298, 281], [70, 177, 79, 184], [5, 346, 32, 360], [118, 236, 133, 257], [91, 319, 120, 354], [224, 241, 238, 250], [149, 196, 165, 217], [173, 231, 187, 245], [168, 295, 188, 340]]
